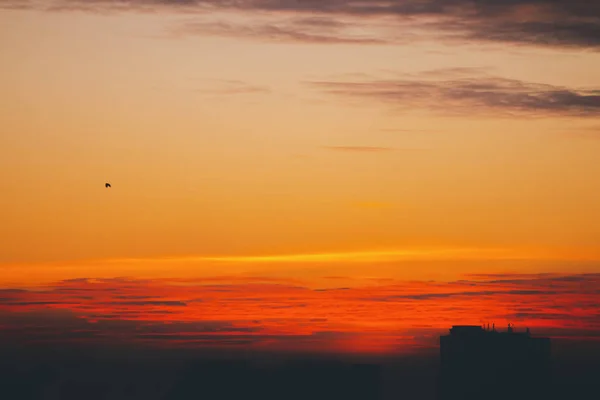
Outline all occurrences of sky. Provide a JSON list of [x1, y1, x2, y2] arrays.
[[1, 0, 600, 355]]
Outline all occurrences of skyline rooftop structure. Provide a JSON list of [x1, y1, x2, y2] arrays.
[[438, 324, 552, 400]]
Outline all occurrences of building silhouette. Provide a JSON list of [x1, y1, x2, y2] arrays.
[[166, 359, 382, 400], [437, 324, 551, 400]]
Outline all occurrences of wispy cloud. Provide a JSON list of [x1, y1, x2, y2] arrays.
[[111, 247, 522, 264], [173, 17, 392, 45], [378, 128, 440, 133], [308, 69, 600, 117], [4, 1, 600, 50], [322, 146, 396, 153], [555, 126, 600, 140], [196, 79, 271, 95]]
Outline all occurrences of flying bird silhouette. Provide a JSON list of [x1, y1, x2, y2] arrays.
[[105, 183, 111, 188]]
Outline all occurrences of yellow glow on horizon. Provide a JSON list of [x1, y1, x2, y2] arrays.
[[2, 245, 599, 290], [105, 247, 512, 264]]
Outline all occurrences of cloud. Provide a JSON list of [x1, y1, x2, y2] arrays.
[[197, 247, 517, 263], [322, 146, 396, 153], [379, 128, 439, 133], [0, 308, 266, 346], [308, 69, 600, 117], [0, 301, 63, 306], [196, 79, 271, 95], [555, 126, 600, 140], [364, 289, 560, 301], [175, 18, 391, 45], [464, 272, 600, 287], [3, 1, 600, 49], [110, 300, 188, 307], [0, 272, 599, 354]]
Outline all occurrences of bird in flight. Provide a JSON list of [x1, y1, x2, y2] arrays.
[[105, 183, 111, 188]]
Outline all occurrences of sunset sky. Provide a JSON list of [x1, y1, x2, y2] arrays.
[[1, 0, 600, 355]]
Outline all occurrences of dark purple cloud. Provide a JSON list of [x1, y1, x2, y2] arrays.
[[2, 0, 600, 49], [308, 70, 600, 117]]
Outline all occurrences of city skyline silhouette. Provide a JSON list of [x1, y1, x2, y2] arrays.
[[1, 323, 599, 399]]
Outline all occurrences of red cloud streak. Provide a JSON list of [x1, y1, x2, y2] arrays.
[[1, 273, 598, 355]]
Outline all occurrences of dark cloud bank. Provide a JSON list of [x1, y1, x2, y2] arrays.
[[2, 0, 600, 49]]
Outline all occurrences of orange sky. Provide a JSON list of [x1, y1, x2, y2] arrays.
[[1, 0, 600, 353]]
